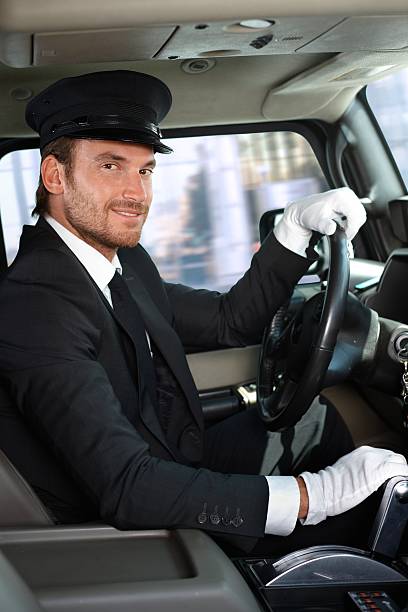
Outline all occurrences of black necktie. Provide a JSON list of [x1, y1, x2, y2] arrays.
[[108, 272, 201, 463], [108, 271, 157, 401]]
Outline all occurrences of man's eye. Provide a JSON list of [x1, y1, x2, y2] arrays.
[[140, 168, 154, 176], [102, 163, 117, 170]]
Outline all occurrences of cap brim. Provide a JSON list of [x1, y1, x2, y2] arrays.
[[41, 127, 173, 154]]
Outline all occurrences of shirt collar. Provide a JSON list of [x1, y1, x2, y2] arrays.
[[44, 214, 122, 291]]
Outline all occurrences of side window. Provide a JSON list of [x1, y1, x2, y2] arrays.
[[0, 149, 40, 264], [366, 68, 408, 188], [0, 132, 328, 290]]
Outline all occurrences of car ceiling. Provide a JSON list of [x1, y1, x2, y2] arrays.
[[1, 0, 408, 136]]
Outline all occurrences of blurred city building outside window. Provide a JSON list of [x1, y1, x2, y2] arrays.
[[0, 131, 328, 290]]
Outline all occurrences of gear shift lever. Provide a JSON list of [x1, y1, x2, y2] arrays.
[[242, 476, 408, 611], [368, 476, 408, 559]]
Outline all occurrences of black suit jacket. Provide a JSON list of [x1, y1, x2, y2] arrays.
[[0, 217, 311, 542]]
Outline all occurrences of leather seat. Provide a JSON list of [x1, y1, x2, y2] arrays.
[[0, 385, 59, 528], [0, 550, 44, 611], [0, 448, 53, 528]]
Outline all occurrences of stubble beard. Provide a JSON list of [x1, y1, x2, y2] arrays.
[[64, 181, 149, 251]]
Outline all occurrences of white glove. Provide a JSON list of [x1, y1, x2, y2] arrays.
[[300, 446, 408, 526], [274, 187, 367, 257]]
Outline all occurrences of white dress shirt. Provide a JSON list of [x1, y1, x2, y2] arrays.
[[44, 214, 301, 536], [45, 214, 120, 305]]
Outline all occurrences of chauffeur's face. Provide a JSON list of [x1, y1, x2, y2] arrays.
[[47, 139, 155, 260]]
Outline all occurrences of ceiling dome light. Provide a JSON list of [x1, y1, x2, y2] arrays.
[[223, 20, 275, 34], [239, 19, 274, 29]]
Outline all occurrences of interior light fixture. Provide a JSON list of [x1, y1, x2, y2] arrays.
[[239, 19, 274, 29], [223, 20, 275, 34]]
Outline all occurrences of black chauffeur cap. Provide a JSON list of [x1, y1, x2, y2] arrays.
[[25, 70, 173, 153]]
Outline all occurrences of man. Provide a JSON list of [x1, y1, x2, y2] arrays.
[[0, 70, 406, 553]]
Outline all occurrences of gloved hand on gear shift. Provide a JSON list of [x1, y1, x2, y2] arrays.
[[299, 446, 408, 525], [274, 187, 367, 257]]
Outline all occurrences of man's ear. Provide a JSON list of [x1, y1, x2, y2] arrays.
[[41, 155, 66, 196]]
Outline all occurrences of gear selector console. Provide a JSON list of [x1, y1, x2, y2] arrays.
[[237, 476, 408, 611]]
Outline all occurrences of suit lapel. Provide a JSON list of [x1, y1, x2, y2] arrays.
[[88, 278, 175, 456], [20, 221, 202, 450], [122, 263, 203, 431], [23, 221, 175, 454]]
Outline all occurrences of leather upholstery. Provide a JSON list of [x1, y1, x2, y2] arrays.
[[0, 449, 53, 527], [0, 550, 43, 611]]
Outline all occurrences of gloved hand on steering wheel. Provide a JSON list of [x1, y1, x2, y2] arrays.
[[299, 446, 408, 525], [274, 187, 367, 257]]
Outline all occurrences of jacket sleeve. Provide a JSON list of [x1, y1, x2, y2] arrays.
[[164, 231, 314, 349], [0, 251, 269, 541]]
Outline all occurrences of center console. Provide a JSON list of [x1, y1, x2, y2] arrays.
[[237, 476, 408, 611], [0, 526, 262, 612], [2, 477, 408, 612], [237, 546, 408, 610]]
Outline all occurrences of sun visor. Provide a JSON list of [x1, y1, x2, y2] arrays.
[[0, 27, 177, 68], [262, 51, 408, 121]]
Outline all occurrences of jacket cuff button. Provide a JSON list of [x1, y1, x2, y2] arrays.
[[231, 509, 243, 527], [197, 503, 208, 524], [210, 506, 221, 525]]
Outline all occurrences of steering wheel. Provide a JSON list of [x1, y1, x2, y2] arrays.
[[257, 226, 350, 431]]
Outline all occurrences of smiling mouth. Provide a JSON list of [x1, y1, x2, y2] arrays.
[[111, 208, 145, 218]]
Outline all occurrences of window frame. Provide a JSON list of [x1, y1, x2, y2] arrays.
[[0, 120, 335, 275]]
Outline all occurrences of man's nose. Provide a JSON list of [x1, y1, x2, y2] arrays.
[[122, 173, 147, 202]]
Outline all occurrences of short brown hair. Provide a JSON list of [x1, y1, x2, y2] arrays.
[[33, 137, 77, 217]]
